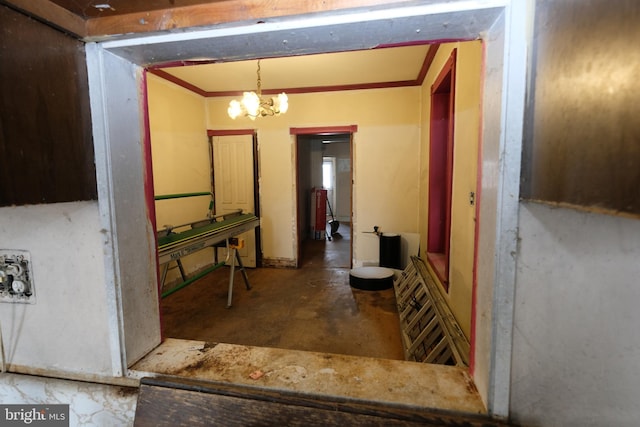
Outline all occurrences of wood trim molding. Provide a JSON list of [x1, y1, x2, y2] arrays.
[[289, 125, 358, 135], [205, 80, 419, 98], [150, 44, 441, 98], [147, 69, 208, 97], [4, 0, 412, 40], [417, 44, 440, 85], [207, 129, 256, 137], [149, 75, 432, 99]]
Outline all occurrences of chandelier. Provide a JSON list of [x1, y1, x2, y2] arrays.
[[227, 60, 288, 120]]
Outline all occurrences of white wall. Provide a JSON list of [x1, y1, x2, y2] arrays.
[[511, 202, 640, 427], [0, 202, 113, 376], [323, 141, 351, 222]]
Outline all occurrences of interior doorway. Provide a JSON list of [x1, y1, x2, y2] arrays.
[[87, 2, 527, 416], [294, 129, 353, 268]]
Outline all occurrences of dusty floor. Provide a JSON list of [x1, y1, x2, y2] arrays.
[[131, 339, 487, 415], [160, 224, 405, 360], [140, 225, 487, 417]]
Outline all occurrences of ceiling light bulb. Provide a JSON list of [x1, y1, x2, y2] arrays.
[[242, 92, 260, 117], [227, 100, 242, 119], [277, 93, 289, 114]]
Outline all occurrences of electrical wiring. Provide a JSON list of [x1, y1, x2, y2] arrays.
[[0, 321, 6, 373]]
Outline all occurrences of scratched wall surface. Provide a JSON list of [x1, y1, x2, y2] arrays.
[[521, 0, 640, 215], [511, 201, 640, 426]]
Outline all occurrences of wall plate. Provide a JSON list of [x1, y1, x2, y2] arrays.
[[0, 249, 35, 304]]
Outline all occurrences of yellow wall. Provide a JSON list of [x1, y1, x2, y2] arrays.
[[206, 87, 422, 264], [147, 74, 211, 279], [419, 41, 483, 338], [148, 45, 481, 337]]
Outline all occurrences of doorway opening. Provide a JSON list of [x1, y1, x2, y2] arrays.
[[294, 129, 353, 269], [323, 156, 336, 218], [89, 2, 526, 417]]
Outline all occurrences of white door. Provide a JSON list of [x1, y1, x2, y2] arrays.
[[212, 134, 257, 267]]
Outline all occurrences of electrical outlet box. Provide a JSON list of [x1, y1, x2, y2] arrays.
[[0, 250, 35, 304]]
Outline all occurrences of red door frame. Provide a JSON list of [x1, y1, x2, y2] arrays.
[[290, 126, 357, 267], [427, 49, 456, 291]]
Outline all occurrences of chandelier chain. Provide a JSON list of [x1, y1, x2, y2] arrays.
[[256, 60, 262, 95]]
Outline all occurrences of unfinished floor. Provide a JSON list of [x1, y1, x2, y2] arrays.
[[136, 224, 487, 417], [160, 224, 405, 361]]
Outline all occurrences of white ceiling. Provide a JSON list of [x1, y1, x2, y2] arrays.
[[156, 44, 432, 94]]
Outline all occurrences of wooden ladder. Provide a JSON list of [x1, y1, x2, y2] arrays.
[[393, 256, 470, 366]]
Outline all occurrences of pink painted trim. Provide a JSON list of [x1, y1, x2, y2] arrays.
[[149, 44, 452, 98], [148, 59, 221, 69], [445, 50, 457, 288], [205, 80, 418, 97], [417, 44, 439, 85], [375, 38, 474, 49], [141, 70, 163, 333], [289, 125, 358, 135], [207, 129, 256, 137], [427, 49, 457, 292], [375, 40, 434, 49], [147, 69, 208, 97]]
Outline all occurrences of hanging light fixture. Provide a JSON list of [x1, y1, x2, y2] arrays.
[[227, 60, 288, 120]]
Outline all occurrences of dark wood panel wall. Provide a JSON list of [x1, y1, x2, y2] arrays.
[[521, 0, 640, 215], [0, 5, 96, 206]]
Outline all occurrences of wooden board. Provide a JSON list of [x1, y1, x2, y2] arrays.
[[0, 5, 96, 206], [134, 376, 511, 427]]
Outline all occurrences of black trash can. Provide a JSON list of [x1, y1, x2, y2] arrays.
[[379, 233, 401, 269]]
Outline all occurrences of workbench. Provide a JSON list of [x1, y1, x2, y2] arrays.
[[157, 210, 259, 307]]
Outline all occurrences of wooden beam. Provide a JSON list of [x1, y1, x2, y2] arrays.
[[86, 0, 413, 39], [0, 0, 86, 38], [135, 376, 511, 427]]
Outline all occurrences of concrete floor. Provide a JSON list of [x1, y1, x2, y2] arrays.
[[160, 224, 405, 360]]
